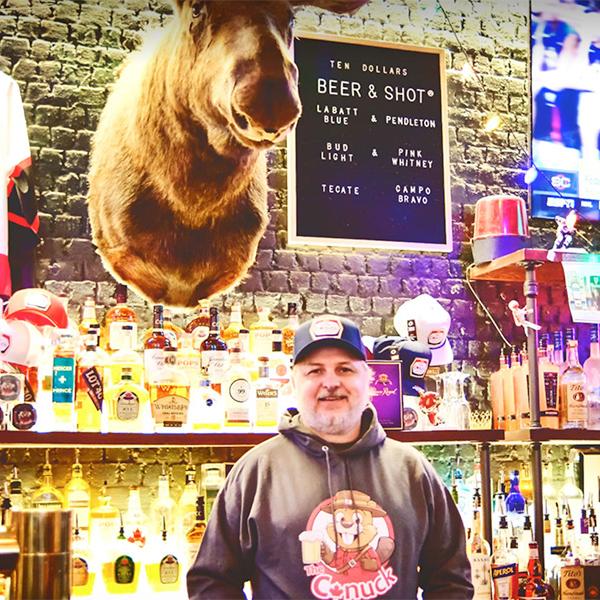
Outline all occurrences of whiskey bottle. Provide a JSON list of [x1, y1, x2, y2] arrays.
[[186, 495, 207, 570], [106, 366, 151, 433], [145, 516, 181, 592], [107, 323, 143, 387], [72, 515, 95, 597], [31, 450, 65, 509], [222, 302, 244, 345], [517, 542, 554, 599], [282, 302, 299, 356], [150, 464, 176, 538], [104, 283, 138, 352], [185, 299, 210, 350], [200, 307, 229, 390], [101, 513, 141, 594], [560, 338, 587, 428], [79, 297, 99, 340], [64, 450, 91, 539], [584, 324, 600, 429], [143, 304, 172, 387], [163, 307, 184, 349], [249, 306, 274, 359], [538, 340, 560, 429], [255, 357, 279, 429]]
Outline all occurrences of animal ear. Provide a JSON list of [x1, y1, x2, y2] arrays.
[[290, 0, 369, 14]]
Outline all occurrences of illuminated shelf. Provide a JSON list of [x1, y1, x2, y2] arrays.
[[504, 427, 600, 444], [0, 429, 503, 447], [468, 248, 587, 284]]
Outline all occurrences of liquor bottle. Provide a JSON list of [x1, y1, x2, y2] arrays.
[[175, 334, 201, 389], [107, 323, 143, 387], [190, 370, 223, 431], [143, 304, 172, 387], [542, 462, 558, 506], [6, 372, 36, 432], [106, 366, 151, 433], [104, 283, 138, 352], [75, 330, 105, 432], [517, 542, 554, 599], [101, 513, 141, 594], [501, 350, 517, 432], [559, 456, 584, 518], [238, 328, 258, 381], [221, 302, 244, 345], [52, 331, 76, 431], [79, 297, 99, 339], [254, 356, 279, 429], [222, 348, 252, 428], [560, 338, 587, 428], [467, 508, 492, 600], [519, 463, 533, 503], [200, 307, 229, 390], [201, 463, 225, 519], [150, 464, 176, 538], [89, 481, 120, 550], [282, 302, 299, 356], [563, 327, 576, 373], [64, 450, 91, 538], [551, 330, 564, 369], [585, 324, 600, 429], [185, 299, 210, 350], [8, 467, 23, 511], [269, 330, 291, 389], [185, 495, 207, 570], [31, 450, 65, 509], [145, 516, 181, 592], [538, 341, 560, 429], [124, 486, 149, 549], [491, 514, 519, 600], [490, 354, 504, 430], [163, 308, 183, 349], [249, 306, 274, 359], [513, 347, 530, 430], [149, 347, 190, 431], [71, 515, 96, 597], [517, 510, 534, 577], [179, 459, 199, 538], [505, 470, 526, 533]]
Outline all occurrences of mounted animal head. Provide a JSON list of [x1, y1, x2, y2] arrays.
[[167, 0, 369, 152]]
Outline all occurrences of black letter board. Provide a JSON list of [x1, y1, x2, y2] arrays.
[[287, 33, 452, 251]]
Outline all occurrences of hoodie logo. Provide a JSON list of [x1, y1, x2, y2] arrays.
[[299, 490, 397, 599]]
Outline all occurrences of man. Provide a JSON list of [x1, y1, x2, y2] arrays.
[[187, 314, 473, 599]]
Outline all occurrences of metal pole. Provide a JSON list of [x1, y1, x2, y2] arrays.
[[523, 261, 541, 428], [479, 442, 493, 549], [531, 440, 545, 570]]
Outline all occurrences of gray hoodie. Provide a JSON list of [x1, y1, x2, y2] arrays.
[[187, 408, 473, 599]]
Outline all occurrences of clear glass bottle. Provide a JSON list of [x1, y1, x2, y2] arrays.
[[501, 350, 517, 432], [490, 353, 504, 430], [223, 348, 252, 428], [560, 339, 587, 428], [201, 463, 225, 519], [585, 324, 600, 429], [254, 356, 279, 430], [89, 480, 120, 550], [467, 508, 492, 600], [103, 283, 138, 352], [505, 470, 526, 533], [64, 450, 91, 539], [513, 346, 530, 430], [145, 516, 181, 593], [178, 459, 199, 539], [249, 306, 274, 358], [190, 370, 223, 431], [31, 450, 65, 509], [281, 302, 299, 356], [71, 515, 96, 597], [222, 302, 244, 345], [150, 464, 176, 538], [538, 341, 560, 429], [124, 486, 149, 550]]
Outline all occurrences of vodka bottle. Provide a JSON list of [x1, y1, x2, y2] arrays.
[[538, 341, 560, 429], [502, 350, 517, 432], [560, 339, 587, 428]]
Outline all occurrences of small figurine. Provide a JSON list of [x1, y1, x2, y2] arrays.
[[548, 209, 577, 260], [508, 300, 541, 333]]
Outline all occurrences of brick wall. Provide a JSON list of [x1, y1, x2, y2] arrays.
[[0, 0, 594, 491]]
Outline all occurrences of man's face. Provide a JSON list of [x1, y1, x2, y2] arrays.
[[291, 345, 371, 442]]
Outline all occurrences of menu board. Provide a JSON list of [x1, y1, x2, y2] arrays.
[[287, 33, 452, 251]]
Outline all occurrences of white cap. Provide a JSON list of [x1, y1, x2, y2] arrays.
[[393, 294, 453, 366]]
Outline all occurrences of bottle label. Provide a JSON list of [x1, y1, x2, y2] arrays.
[[560, 565, 585, 599], [81, 366, 104, 411], [228, 378, 250, 403], [564, 382, 587, 422], [491, 562, 518, 600], [202, 351, 229, 382], [252, 330, 272, 357], [256, 388, 278, 425], [109, 322, 138, 351], [468, 554, 491, 598], [152, 390, 189, 427], [116, 390, 140, 421], [191, 326, 209, 349], [175, 352, 202, 380], [159, 554, 179, 584], [52, 356, 75, 403], [0, 373, 22, 401], [114, 555, 135, 584], [72, 556, 89, 586], [68, 494, 90, 528], [144, 349, 166, 384], [541, 371, 558, 412], [11, 403, 36, 430]]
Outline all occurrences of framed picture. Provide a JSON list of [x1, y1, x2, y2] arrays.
[[287, 33, 452, 251], [368, 360, 403, 429]]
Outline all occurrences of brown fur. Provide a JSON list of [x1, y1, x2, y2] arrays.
[[87, 0, 369, 308]]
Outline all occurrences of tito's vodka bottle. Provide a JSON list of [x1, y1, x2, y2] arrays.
[[560, 338, 587, 428]]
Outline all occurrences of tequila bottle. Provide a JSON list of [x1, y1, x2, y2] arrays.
[[64, 450, 91, 538], [560, 339, 587, 428], [104, 283, 138, 352], [31, 450, 65, 509], [585, 324, 600, 429]]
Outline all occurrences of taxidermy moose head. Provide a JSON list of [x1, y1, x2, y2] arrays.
[[87, 0, 369, 307]]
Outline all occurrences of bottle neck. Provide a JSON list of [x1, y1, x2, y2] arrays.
[[565, 341, 581, 368]]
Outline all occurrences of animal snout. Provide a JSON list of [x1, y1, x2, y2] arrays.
[[232, 76, 301, 143]]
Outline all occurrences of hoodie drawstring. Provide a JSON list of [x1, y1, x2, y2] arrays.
[[322, 445, 340, 559]]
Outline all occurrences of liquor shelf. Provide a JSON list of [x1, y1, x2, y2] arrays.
[[0, 428, 504, 447], [504, 427, 600, 444]]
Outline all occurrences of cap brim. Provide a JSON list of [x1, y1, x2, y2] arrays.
[[430, 340, 453, 366], [6, 310, 60, 329], [293, 339, 367, 365]]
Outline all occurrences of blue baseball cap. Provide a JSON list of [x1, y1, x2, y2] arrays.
[[293, 315, 367, 365]]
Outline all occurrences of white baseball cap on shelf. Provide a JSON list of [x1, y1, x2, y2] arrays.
[[393, 294, 453, 366]]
